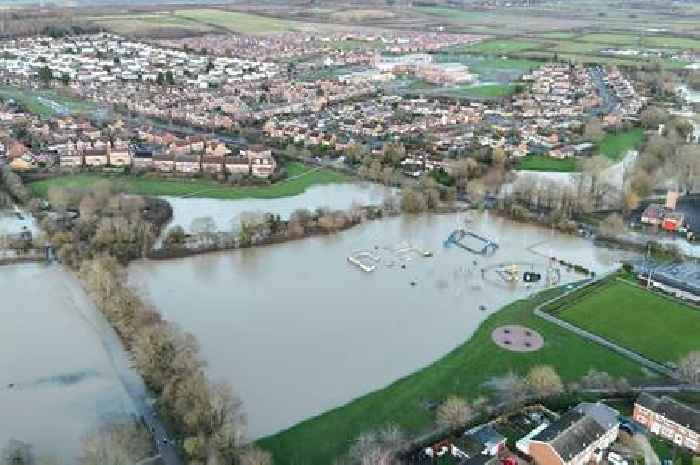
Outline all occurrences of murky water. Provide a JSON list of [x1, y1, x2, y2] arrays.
[[129, 211, 635, 439], [162, 182, 395, 233], [0, 264, 136, 462]]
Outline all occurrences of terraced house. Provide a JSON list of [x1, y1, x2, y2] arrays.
[[633, 393, 699, 453]]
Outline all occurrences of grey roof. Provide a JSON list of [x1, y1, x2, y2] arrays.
[[574, 402, 619, 431], [471, 426, 506, 447], [636, 392, 700, 432], [531, 410, 610, 461]]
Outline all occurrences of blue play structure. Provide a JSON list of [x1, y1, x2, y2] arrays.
[[444, 229, 499, 256]]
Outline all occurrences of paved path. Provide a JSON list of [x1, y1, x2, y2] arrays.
[[532, 280, 676, 379], [60, 266, 183, 465]]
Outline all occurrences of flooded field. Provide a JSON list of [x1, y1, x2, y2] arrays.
[[162, 182, 395, 233], [130, 211, 634, 439], [0, 264, 136, 462]]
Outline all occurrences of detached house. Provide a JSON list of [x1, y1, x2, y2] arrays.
[[633, 393, 699, 453]]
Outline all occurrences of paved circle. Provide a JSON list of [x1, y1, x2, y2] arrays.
[[491, 325, 544, 352]]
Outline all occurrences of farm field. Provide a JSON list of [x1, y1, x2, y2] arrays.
[[597, 128, 645, 161], [87, 13, 216, 36], [557, 279, 700, 364], [27, 162, 348, 200], [172, 9, 308, 34], [259, 283, 651, 465], [517, 155, 578, 172]]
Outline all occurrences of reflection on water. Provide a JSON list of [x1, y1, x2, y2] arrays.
[[130, 211, 636, 439], [0, 264, 135, 461], [162, 182, 395, 233]]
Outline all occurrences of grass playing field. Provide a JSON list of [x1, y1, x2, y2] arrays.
[[598, 128, 645, 161], [558, 279, 700, 364], [259, 283, 651, 465], [517, 155, 578, 172], [27, 162, 348, 200]]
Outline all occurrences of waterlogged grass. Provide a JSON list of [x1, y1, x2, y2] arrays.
[[0, 87, 95, 118], [518, 155, 578, 172], [559, 279, 700, 364], [259, 284, 651, 465], [28, 162, 348, 200], [597, 128, 644, 161]]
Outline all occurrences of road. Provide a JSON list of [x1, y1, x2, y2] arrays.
[[589, 67, 621, 117], [60, 266, 183, 465]]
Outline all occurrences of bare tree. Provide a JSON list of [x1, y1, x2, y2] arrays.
[[2, 439, 34, 465], [348, 425, 404, 465], [526, 365, 564, 398], [238, 446, 272, 465], [677, 351, 700, 385], [436, 396, 473, 429], [487, 372, 531, 405], [598, 213, 625, 239], [79, 421, 152, 465]]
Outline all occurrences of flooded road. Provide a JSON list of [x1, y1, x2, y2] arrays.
[[130, 211, 635, 439], [0, 264, 136, 462], [163, 182, 395, 233]]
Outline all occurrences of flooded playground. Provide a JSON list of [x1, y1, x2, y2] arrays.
[[0, 264, 136, 461], [129, 211, 635, 439]]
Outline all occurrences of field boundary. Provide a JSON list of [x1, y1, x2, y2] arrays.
[[533, 278, 677, 378]]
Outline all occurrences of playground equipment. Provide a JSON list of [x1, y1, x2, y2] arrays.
[[444, 229, 499, 256], [347, 251, 380, 272]]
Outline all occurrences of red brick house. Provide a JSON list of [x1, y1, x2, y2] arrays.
[[527, 403, 619, 465], [633, 393, 699, 453]]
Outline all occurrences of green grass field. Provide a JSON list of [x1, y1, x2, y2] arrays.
[[0, 87, 96, 118], [28, 162, 348, 200], [517, 155, 578, 172], [173, 9, 297, 34], [598, 128, 645, 161], [558, 279, 700, 364], [464, 39, 544, 54], [259, 283, 651, 465]]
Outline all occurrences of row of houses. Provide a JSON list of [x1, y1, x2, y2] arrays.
[[58, 143, 276, 177], [409, 393, 698, 465]]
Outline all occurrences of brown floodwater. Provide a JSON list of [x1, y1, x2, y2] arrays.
[[129, 211, 636, 439], [0, 264, 136, 462]]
